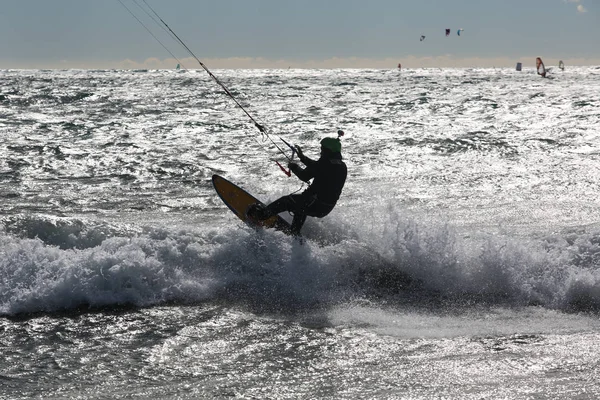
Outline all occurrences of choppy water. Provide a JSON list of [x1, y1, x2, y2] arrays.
[[1, 67, 600, 399]]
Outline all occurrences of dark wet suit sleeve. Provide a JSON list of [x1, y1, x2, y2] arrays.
[[290, 156, 317, 183]]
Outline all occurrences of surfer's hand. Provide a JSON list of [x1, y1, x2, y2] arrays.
[[295, 146, 304, 159], [255, 123, 265, 133]]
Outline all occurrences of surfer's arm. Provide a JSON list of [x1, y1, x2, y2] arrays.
[[295, 146, 317, 166], [299, 154, 318, 170], [289, 163, 315, 183]]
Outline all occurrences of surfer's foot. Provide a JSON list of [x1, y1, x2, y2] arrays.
[[246, 203, 271, 220]]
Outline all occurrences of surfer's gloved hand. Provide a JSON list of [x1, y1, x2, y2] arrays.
[[295, 146, 304, 160], [255, 123, 266, 133], [289, 162, 301, 173]]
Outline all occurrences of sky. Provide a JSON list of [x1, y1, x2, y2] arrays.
[[0, 0, 598, 69]]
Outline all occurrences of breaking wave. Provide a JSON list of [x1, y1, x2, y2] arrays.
[[2, 205, 600, 317]]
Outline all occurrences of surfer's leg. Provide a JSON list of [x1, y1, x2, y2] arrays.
[[247, 195, 298, 220], [271, 194, 311, 235], [252, 194, 308, 235], [246, 203, 270, 220], [289, 212, 307, 236], [266, 194, 308, 235], [305, 201, 334, 218], [265, 194, 303, 216]]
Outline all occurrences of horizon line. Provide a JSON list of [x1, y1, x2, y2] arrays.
[[2, 55, 600, 70], [3, 65, 600, 71]]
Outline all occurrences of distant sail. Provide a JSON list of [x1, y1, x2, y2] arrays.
[[536, 57, 546, 78], [176, 63, 180, 70], [397, 63, 401, 70], [420, 35, 426, 42], [445, 28, 451, 37], [516, 62, 522, 71], [559, 60, 565, 71], [457, 29, 464, 36]]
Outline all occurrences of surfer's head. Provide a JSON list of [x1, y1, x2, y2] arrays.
[[320, 137, 341, 153]]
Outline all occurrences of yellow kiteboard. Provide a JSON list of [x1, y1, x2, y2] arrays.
[[212, 175, 292, 234]]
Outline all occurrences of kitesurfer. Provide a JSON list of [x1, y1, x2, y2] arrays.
[[247, 134, 347, 236]]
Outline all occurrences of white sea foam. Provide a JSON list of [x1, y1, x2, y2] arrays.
[[2, 207, 600, 317]]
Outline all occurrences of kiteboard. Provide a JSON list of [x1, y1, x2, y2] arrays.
[[212, 174, 292, 234]]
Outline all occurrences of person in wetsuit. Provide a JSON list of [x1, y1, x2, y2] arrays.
[[248, 135, 347, 236]]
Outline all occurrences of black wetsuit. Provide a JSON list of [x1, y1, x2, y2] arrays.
[[265, 149, 347, 235]]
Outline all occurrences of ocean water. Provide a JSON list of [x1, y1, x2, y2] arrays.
[[1, 67, 600, 399]]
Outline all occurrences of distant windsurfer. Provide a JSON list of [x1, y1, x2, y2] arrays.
[[536, 57, 547, 78], [247, 133, 347, 236]]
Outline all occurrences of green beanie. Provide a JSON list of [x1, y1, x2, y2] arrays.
[[320, 137, 341, 153]]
